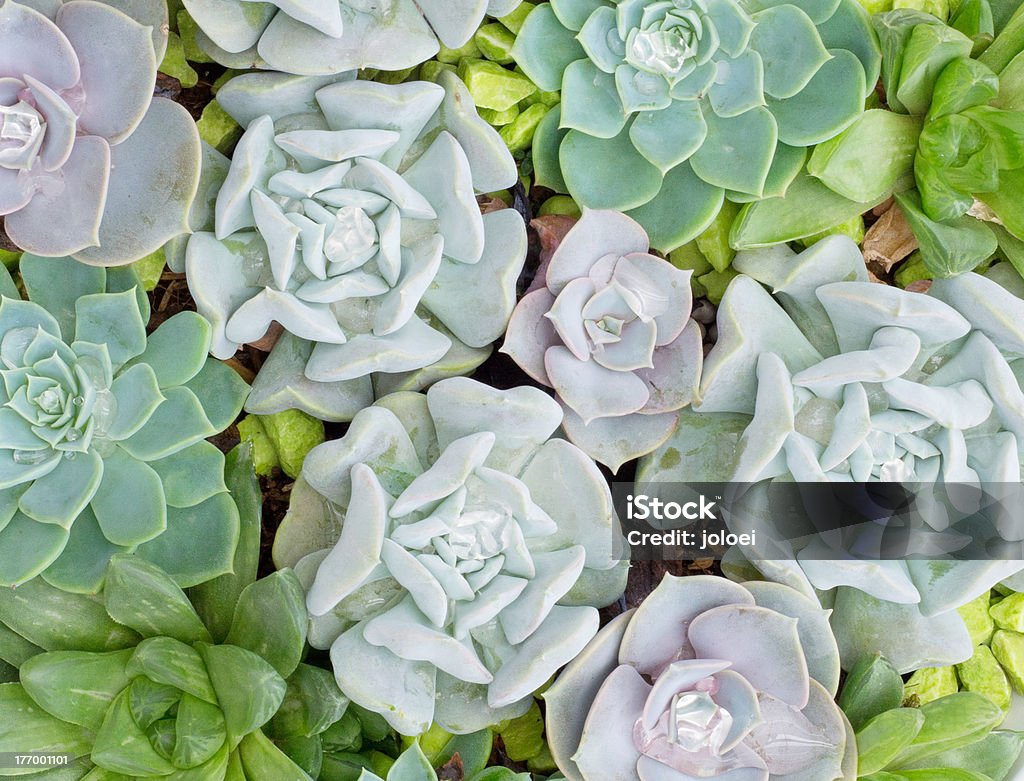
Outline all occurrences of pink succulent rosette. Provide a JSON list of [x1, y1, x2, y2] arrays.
[[545, 575, 857, 781], [502, 209, 702, 470]]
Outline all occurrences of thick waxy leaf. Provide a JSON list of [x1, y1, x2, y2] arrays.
[[127, 636, 218, 703], [90, 450, 166, 547], [224, 569, 307, 679], [0, 683, 92, 760], [857, 708, 926, 775], [20, 649, 132, 731], [890, 692, 1003, 766], [511, 4, 585, 91], [93, 688, 177, 776], [74, 290, 147, 367], [104, 555, 211, 645], [895, 191, 998, 278], [199, 643, 287, 743], [839, 654, 905, 731]]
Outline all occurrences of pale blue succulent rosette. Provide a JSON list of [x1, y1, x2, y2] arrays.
[[183, 0, 522, 75], [639, 235, 1024, 673], [183, 70, 528, 422], [0, 257, 249, 593], [503, 209, 703, 472], [512, 0, 883, 252], [544, 575, 856, 781], [272, 377, 629, 736], [0, 0, 200, 264]]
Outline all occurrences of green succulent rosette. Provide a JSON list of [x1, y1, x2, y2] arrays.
[[839, 654, 1024, 780], [0, 256, 249, 593], [0, 450, 350, 780], [511, 0, 882, 251]]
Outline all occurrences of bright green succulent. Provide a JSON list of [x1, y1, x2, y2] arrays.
[[0, 557, 328, 779], [839, 654, 1023, 780], [772, 3, 1024, 277], [0, 256, 249, 593], [511, 0, 881, 251], [0, 452, 350, 781]]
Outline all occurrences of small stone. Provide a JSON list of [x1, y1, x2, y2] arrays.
[[990, 592, 1024, 632], [480, 105, 521, 126], [458, 59, 537, 111], [437, 39, 481, 64], [956, 645, 1012, 711], [697, 268, 739, 305], [992, 630, 1024, 693], [499, 103, 549, 152], [199, 101, 242, 155], [475, 22, 516, 64], [258, 409, 325, 479], [537, 195, 581, 218], [957, 591, 996, 647], [498, 1, 536, 34], [903, 665, 959, 705]]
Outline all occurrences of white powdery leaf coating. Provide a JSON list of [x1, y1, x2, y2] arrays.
[[544, 575, 850, 781], [189, 72, 526, 420], [640, 236, 1024, 673], [281, 378, 628, 735], [184, 0, 523, 75]]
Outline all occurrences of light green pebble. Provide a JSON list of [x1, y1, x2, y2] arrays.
[[895, 250, 932, 287], [957, 592, 996, 646], [258, 409, 325, 479], [904, 665, 959, 705], [236, 416, 278, 477], [991, 630, 1024, 693], [855, 0, 894, 10], [893, 0, 949, 19], [537, 195, 581, 217], [956, 645, 1012, 711], [500, 103, 549, 152], [990, 592, 1024, 632], [458, 59, 537, 111], [670, 243, 714, 277], [480, 105, 521, 126], [697, 268, 739, 305], [476, 22, 516, 64], [437, 39, 481, 64], [420, 61, 457, 82], [498, 1, 536, 34], [521, 88, 561, 108], [0, 249, 20, 269], [199, 101, 242, 155], [130, 248, 167, 292], [159, 32, 199, 88]]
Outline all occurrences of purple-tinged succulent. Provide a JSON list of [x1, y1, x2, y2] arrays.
[[0, 0, 200, 264]]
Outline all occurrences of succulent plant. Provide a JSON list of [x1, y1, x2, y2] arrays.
[[348, 741, 532, 781], [0, 0, 200, 264], [838, 654, 1023, 780], [511, 0, 882, 251], [184, 0, 522, 75], [273, 377, 629, 736], [802, 5, 1024, 277], [0, 534, 340, 781], [639, 235, 1024, 672], [544, 574, 855, 781], [186, 70, 527, 422], [502, 209, 702, 471], [0, 255, 249, 593]]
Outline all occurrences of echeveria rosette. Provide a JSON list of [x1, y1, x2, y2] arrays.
[[0, 548, 339, 780], [184, 0, 522, 75], [544, 574, 855, 781], [0, 0, 200, 264], [502, 209, 702, 471], [273, 377, 629, 736], [511, 0, 881, 251], [186, 71, 526, 423], [0, 255, 249, 594], [638, 235, 1024, 673]]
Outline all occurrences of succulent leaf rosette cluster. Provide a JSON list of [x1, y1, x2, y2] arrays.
[[186, 71, 527, 422], [0, 256, 249, 594], [184, 0, 522, 75], [640, 235, 1024, 673], [273, 377, 629, 736], [511, 0, 882, 251], [0, 0, 200, 264], [545, 574, 855, 781], [503, 209, 702, 471], [0, 545, 341, 780]]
